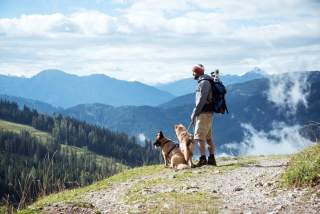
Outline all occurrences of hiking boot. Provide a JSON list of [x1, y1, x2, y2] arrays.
[[195, 155, 207, 167], [208, 154, 217, 166]]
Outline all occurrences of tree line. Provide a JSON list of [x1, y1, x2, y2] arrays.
[[0, 100, 161, 209]]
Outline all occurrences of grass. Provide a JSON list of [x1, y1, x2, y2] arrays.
[[129, 192, 218, 214], [19, 155, 267, 213], [282, 143, 320, 187], [19, 165, 165, 213], [125, 158, 258, 213], [0, 206, 7, 214], [125, 172, 219, 213], [0, 119, 51, 143], [59, 144, 127, 169]]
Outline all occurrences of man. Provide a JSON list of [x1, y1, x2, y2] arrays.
[[190, 64, 217, 167]]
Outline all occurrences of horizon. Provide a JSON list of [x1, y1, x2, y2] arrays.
[[0, 0, 319, 84], [3, 67, 317, 86]]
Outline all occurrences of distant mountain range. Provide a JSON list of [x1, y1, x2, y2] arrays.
[[155, 67, 267, 96], [2, 71, 319, 154], [0, 69, 174, 108]]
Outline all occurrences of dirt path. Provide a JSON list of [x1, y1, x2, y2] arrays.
[[43, 157, 320, 213]]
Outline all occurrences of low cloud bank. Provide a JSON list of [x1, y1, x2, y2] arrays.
[[137, 133, 147, 144], [267, 72, 310, 115], [223, 123, 313, 156], [223, 72, 314, 156]]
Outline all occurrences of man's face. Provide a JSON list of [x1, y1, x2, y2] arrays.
[[193, 71, 199, 80]]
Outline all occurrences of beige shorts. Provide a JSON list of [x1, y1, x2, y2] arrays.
[[194, 113, 213, 141]]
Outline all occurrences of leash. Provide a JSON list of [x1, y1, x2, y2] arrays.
[[187, 121, 194, 133]]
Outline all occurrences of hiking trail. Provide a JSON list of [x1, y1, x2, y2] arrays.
[[31, 156, 320, 213]]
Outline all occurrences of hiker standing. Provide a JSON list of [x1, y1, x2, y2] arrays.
[[190, 64, 217, 167]]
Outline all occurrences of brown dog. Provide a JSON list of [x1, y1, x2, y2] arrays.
[[153, 131, 189, 170], [175, 124, 195, 167]]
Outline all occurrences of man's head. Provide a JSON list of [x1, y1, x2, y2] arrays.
[[192, 64, 204, 80]]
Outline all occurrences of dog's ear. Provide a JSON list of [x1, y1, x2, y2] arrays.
[[159, 131, 164, 139], [175, 124, 178, 129]]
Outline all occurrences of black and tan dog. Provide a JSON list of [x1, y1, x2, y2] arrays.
[[154, 131, 189, 170], [175, 124, 195, 168]]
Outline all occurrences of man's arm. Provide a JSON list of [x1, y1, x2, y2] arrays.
[[191, 80, 211, 122]]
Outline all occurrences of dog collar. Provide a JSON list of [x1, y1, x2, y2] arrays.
[[161, 139, 171, 146]]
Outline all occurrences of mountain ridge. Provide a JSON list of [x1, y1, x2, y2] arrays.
[[0, 69, 175, 108], [154, 67, 268, 96]]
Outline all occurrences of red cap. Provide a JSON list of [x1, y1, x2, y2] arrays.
[[192, 64, 204, 76]]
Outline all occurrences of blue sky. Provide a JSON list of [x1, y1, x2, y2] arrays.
[[0, 0, 319, 84]]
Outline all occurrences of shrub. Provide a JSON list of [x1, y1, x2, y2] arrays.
[[282, 143, 320, 187]]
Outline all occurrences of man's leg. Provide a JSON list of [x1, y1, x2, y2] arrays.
[[206, 113, 217, 166], [207, 139, 217, 166], [194, 114, 209, 167], [195, 139, 207, 167], [198, 139, 206, 156], [207, 138, 215, 154]]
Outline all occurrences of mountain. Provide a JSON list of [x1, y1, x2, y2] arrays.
[[0, 94, 61, 114], [155, 67, 267, 96], [60, 71, 320, 154], [0, 69, 174, 108], [1, 71, 318, 154]]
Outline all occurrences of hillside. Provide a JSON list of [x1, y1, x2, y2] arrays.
[[0, 119, 125, 168], [0, 70, 174, 108], [1, 71, 319, 155], [0, 94, 61, 114], [19, 148, 320, 213], [59, 71, 320, 155], [0, 100, 160, 209], [0, 118, 128, 209]]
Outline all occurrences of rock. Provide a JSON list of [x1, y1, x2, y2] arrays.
[[288, 193, 297, 198], [172, 174, 177, 179], [255, 182, 263, 187], [212, 190, 218, 193], [234, 187, 243, 192], [163, 203, 170, 209], [264, 182, 273, 187], [274, 204, 285, 211], [134, 204, 143, 209]]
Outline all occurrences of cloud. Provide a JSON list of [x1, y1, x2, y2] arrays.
[[0, 11, 116, 37], [223, 123, 313, 156], [0, 0, 319, 83], [137, 133, 150, 146], [267, 72, 310, 115]]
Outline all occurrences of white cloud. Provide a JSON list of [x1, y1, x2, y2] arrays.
[[223, 123, 313, 156], [0, 0, 319, 83], [0, 11, 116, 37], [267, 72, 310, 115], [138, 133, 147, 143]]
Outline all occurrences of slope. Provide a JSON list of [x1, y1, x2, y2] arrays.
[[19, 148, 320, 213]]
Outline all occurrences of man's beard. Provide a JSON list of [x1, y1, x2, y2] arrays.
[[193, 75, 199, 80]]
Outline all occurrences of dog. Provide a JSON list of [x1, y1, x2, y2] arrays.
[[153, 131, 189, 170], [175, 124, 195, 168]]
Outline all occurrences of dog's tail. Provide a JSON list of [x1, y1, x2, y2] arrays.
[[176, 164, 190, 170]]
